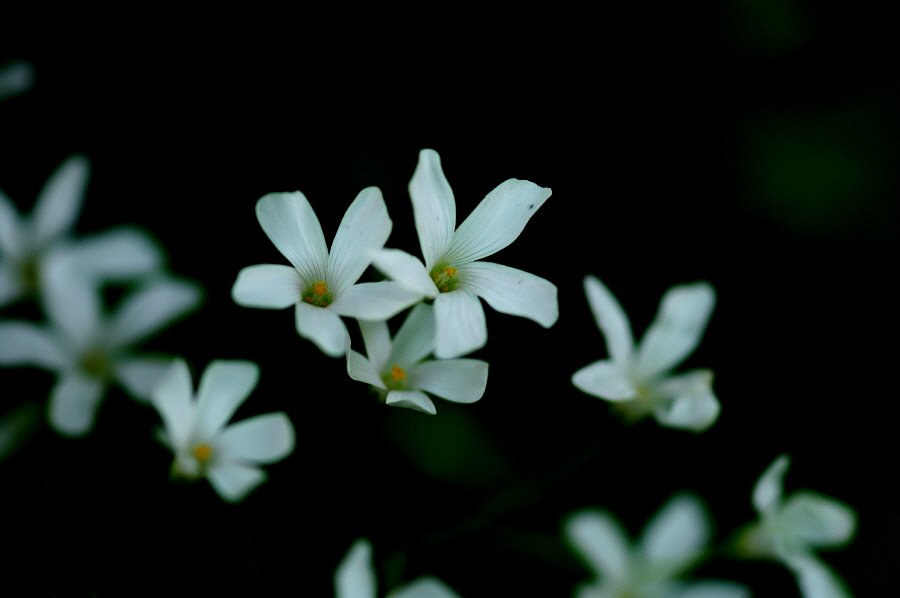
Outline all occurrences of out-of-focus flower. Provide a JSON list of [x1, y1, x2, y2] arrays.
[[736, 454, 856, 598], [151, 358, 294, 503], [346, 303, 487, 414], [565, 493, 750, 598], [0, 259, 201, 436], [0, 60, 35, 101], [571, 276, 719, 432], [335, 538, 461, 598], [371, 148, 558, 358], [0, 155, 163, 308], [232, 188, 421, 357]]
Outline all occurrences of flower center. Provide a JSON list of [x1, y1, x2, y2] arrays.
[[381, 365, 408, 390], [302, 280, 332, 307], [18, 256, 40, 293], [79, 348, 110, 378], [192, 443, 213, 462], [390, 365, 407, 382], [430, 265, 458, 293]]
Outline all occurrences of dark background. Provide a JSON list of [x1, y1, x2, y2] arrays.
[[1, 5, 896, 596]]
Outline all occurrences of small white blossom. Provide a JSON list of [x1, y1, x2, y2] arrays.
[[151, 358, 295, 503], [571, 276, 719, 432], [0, 258, 201, 436], [347, 303, 488, 414], [371, 149, 558, 358], [336, 538, 461, 598], [232, 187, 421, 357], [736, 455, 856, 598], [565, 494, 750, 598]]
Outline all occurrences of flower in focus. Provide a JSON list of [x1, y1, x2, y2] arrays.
[[371, 148, 558, 358], [232, 188, 421, 357], [735, 454, 856, 598], [346, 303, 488, 414], [0, 258, 201, 436], [571, 276, 719, 432], [565, 493, 749, 598], [151, 358, 295, 503], [335, 538, 461, 598]]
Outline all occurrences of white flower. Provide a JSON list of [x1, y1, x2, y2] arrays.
[[371, 149, 558, 358], [737, 454, 856, 598], [0, 258, 201, 436], [571, 276, 719, 432], [0, 60, 35, 101], [232, 187, 421, 357], [565, 494, 750, 598], [0, 154, 164, 308], [150, 358, 295, 503], [335, 538, 461, 598], [346, 303, 488, 414]]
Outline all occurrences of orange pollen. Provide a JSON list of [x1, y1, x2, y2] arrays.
[[192, 444, 212, 462], [313, 281, 327, 296], [443, 267, 457, 277], [390, 365, 407, 382]]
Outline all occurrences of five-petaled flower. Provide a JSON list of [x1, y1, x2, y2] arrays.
[[571, 276, 719, 432], [346, 303, 488, 414], [565, 493, 750, 598], [371, 148, 558, 358], [151, 358, 295, 503], [232, 187, 421, 357], [735, 454, 856, 598]]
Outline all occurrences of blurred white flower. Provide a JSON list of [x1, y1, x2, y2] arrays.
[[0, 154, 164, 307], [151, 358, 295, 503], [232, 188, 421, 357], [0, 258, 201, 436], [371, 148, 558, 358], [0, 60, 35, 101], [336, 538, 461, 598], [571, 276, 719, 432], [737, 454, 856, 598], [346, 303, 488, 414], [565, 493, 749, 598]]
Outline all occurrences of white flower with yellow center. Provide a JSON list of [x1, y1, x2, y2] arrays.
[[371, 149, 558, 358], [232, 187, 421, 357], [571, 276, 719, 432], [736, 455, 856, 598], [566, 494, 749, 598], [346, 303, 488, 414], [151, 358, 295, 503], [335, 538, 461, 598]]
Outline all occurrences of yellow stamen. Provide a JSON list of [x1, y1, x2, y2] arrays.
[[443, 267, 457, 277], [313, 281, 327, 296], [193, 444, 212, 462], [390, 365, 407, 382]]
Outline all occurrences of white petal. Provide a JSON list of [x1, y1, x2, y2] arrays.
[[388, 303, 436, 370], [32, 154, 90, 247], [407, 359, 488, 404], [584, 276, 634, 365], [0, 321, 67, 369], [206, 462, 267, 503], [0, 259, 24, 306], [150, 358, 195, 450], [69, 226, 163, 280], [370, 248, 438, 298], [386, 390, 437, 415], [329, 281, 422, 321], [635, 282, 716, 379], [388, 576, 461, 598], [255, 191, 328, 285], [409, 149, 456, 269], [783, 552, 852, 598], [347, 348, 387, 390], [564, 509, 631, 582], [217, 412, 295, 464], [460, 261, 558, 328], [753, 454, 790, 516], [571, 360, 637, 401], [194, 360, 259, 439], [640, 493, 709, 574], [653, 370, 720, 432], [295, 301, 350, 357], [433, 289, 487, 358], [443, 178, 551, 264], [105, 277, 202, 348], [0, 189, 23, 258], [327, 186, 391, 295], [335, 538, 377, 598], [232, 264, 302, 308], [115, 355, 174, 401], [48, 375, 106, 437], [778, 491, 856, 548], [41, 254, 102, 348], [358, 318, 392, 374], [674, 581, 751, 598]]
